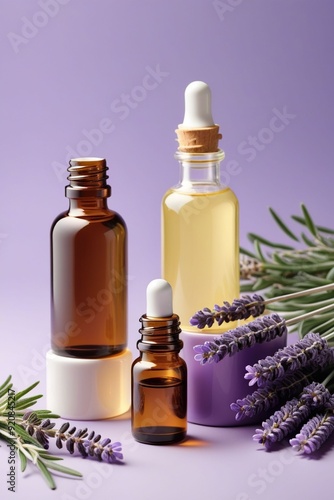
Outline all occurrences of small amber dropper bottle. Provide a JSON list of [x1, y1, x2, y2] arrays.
[[46, 157, 132, 420], [131, 279, 187, 444]]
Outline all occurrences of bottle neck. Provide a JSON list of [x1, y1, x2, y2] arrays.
[[137, 314, 183, 354], [65, 158, 111, 216], [175, 149, 225, 192], [139, 351, 181, 363], [68, 197, 109, 216]]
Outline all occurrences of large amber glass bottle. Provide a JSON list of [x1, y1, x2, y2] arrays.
[[50, 157, 127, 358]]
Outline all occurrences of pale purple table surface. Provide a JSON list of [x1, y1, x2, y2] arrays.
[[1, 308, 333, 500]]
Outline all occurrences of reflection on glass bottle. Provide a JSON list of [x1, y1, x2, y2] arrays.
[[131, 279, 187, 445], [50, 158, 127, 358], [162, 81, 239, 333]]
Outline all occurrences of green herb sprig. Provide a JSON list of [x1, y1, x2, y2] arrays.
[[0, 375, 82, 489], [0, 376, 123, 490], [240, 203, 334, 338]]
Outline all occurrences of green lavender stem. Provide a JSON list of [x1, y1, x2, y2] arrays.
[[0, 376, 123, 490]]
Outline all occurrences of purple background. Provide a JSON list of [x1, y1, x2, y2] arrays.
[[1, 1, 334, 499]]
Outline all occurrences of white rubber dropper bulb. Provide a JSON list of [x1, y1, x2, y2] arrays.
[[179, 81, 215, 129], [146, 279, 173, 318]]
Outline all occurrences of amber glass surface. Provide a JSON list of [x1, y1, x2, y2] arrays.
[[50, 201, 127, 358], [132, 349, 187, 444]]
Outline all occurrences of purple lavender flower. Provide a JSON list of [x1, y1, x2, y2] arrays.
[[300, 382, 332, 408], [244, 334, 332, 387], [252, 383, 331, 448], [193, 313, 286, 365], [190, 308, 215, 329], [89, 440, 123, 463], [190, 294, 265, 329], [230, 368, 313, 421], [83, 436, 123, 463], [21, 411, 56, 449], [54, 424, 124, 463], [253, 398, 311, 449], [21, 418, 124, 464], [289, 410, 334, 454]]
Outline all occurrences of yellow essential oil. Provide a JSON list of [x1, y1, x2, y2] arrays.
[[162, 178, 239, 333], [161, 81, 239, 333]]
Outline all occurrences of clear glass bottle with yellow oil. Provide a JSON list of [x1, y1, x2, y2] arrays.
[[161, 81, 239, 334]]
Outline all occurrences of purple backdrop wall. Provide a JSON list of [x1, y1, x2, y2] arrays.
[[1, 0, 334, 396]]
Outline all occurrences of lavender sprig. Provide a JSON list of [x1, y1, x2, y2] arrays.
[[0, 376, 83, 490], [253, 382, 331, 449], [289, 397, 334, 454], [244, 333, 333, 387], [23, 411, 56, 449], [190, 282, 334, 330], [252, 398, 312, 449], [190, 294, 265, 329], [193, 313, 287, 365], [230, 368, 314, 421], [21, 414, 123, 464], [300, 382, 332, 408], [84, 438, 123, 464]]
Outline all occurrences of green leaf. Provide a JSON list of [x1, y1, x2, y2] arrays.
[[267, 301, 306, 312], [298, 314, 334, 336], [254, 239, 266, 262], [309, 246, 334, 255], [239, 246, 258, 259], [248, 232, 295, 250], [307, 252, 331, 263], [18, 450, 27, 472], [300, 232, 316, 247], [271, 253, 290, 266], [33, 410, 60, 420], [298, 272, 333, 285], [38, 454, 64, 462], [36, 458, 57, 490], [292, 215, 334, 235], [250, 276, 279, 291], [269, 207, 299, 241], [38, 449, 66, 461], [14, 381, 40, 401], [301, 203, 318, 237], [13, 394, 42, 410], [264, 261, 334, 273], [240, 282, 256, 292], [315, 318, 334, 335], [265, 286, 301, 296], [0, 375, 12, 397], [283, 293, 334, 305], [42, 460, 83, 478]]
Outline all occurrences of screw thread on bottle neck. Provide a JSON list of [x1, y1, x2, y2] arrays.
[[65, 157, 111, 198], [137, 314, 183, 352]]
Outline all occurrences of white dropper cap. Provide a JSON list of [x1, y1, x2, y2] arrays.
[[146, 279, 173, 318], [179, 81, 215, 129]]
